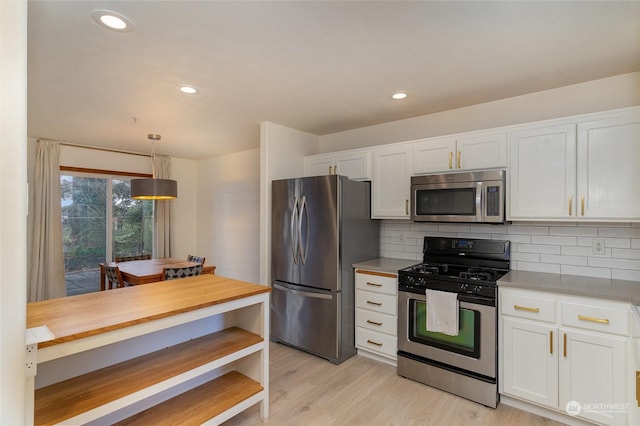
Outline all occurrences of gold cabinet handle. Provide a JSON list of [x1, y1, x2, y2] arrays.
[[449, 151, 453, 169], [636, 371, 640, 407], [333, 165, 337, 174], [580, 194, 585, 216], [366, 282, 382, 287], [550, 330, 553, 355], [457, 151, 461, 169], [366, 300, 382, 306], [514, 304, 540, 313], [578, 314, 609, 325], [405, 199, 409, 215], [367, 339, 383, 347], [328, 166, 332, 175], [366, 319, 383, 326], [563, 333, 567, 358], [568, 195, 573, 216]]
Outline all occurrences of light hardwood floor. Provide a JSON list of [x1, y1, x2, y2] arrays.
[[223, 342, 564, 426]]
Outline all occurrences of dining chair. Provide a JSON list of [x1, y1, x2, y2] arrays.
[[163, 264, 203, 281], [187, 254, 206, 265], [99, 263, 126, 290], [115, 253, 152, 263]]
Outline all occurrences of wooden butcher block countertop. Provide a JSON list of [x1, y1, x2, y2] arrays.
[[27, 274, 270, 348]]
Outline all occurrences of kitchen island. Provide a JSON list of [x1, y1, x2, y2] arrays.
[[26, 274, 270, 425]]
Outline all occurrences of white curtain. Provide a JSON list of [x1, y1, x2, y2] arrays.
[[28, 140, 65, 301], [153, 155, 172, 258]]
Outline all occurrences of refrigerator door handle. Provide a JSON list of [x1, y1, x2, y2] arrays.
[[273, 282, 333, 300], [298, 195, 309, 265], [291, 196, 299, 264]]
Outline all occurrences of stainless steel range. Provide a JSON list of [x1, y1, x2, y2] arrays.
[[397, 237, 510, 408]]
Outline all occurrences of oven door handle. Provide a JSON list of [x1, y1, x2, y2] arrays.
[[458, 293, 495, 306]]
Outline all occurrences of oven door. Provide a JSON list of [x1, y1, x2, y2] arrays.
[[398, 289, 496, 379], [411, 181, 483, 223]]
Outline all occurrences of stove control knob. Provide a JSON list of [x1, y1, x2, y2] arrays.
[[460, 283, 468, 292], [473, 286, 482, 294]]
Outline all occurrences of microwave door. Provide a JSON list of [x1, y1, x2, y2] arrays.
[[413, 182, 482, 222]]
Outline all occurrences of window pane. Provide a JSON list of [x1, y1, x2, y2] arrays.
[[61, 175, 107, 295], [112, 179, 153, 259]]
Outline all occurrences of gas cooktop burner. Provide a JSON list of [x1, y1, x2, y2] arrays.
[[458, 268, 502, 281]]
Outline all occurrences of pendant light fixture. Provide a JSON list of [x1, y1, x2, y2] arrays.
[[131, 134, 178, 200]]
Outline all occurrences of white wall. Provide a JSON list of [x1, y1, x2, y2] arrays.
[[318, 72, 640, 153], [1, 0, 27, 423], [197, 149, 260, 283], [380, 221, 640, 282], [170, 157, 198, 260], [259, 122, 318, 285]]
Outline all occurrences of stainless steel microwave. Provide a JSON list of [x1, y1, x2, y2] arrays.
[[411, 170, 505, 223]]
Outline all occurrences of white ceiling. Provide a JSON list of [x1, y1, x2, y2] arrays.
[[27, 1, 640, 160]]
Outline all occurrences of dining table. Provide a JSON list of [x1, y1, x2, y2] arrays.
[[109, 258, 216, 286]]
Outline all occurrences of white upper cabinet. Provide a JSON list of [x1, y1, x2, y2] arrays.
[[412, 131, 507, 174], [304, 150, 372, 180], [372, 145, 411, 219], [509, 107, 640, 221], [457, 131, 508, 170], [577, 111, 640, 219], [304, 155, 334, 177], [509, 124, 577, 220], [412, 137, 456, 174]]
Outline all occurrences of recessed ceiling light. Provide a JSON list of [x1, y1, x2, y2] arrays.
[[179, 85, 199, 95], [92, 10, 134, 32], [392, 92, 407, 100]]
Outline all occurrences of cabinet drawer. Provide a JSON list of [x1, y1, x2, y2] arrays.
[[356, 328, 397, 358], [501, 290, 556, 323], [355, 270, 397, 295], [356, 308, 396, 336], [356, 290, 397, 315], [561, 302, 629, 336]]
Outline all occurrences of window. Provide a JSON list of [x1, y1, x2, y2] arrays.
[[61, 172, 153, 295]]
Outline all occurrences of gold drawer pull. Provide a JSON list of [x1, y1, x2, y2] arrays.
[[578, 314, 609, 325], [366, 300, 382, 306], [568, 195, 573, 216], [580, 194, 585, 216], [457, 151, 461, 169], [367, 339, 383, 347], [514, 304, 540, 313], [366, 319, 383, 326], [366, 282, 382, 287], [550, 330, 553, 354], [449, 152, 453, 169]]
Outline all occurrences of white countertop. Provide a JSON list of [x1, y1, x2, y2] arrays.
[[498, 270, 640, 305], [352, 258, 417, 275]]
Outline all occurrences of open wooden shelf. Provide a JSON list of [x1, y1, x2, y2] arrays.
[[115, 371, 263, 425], [34, 327, 262, 425]]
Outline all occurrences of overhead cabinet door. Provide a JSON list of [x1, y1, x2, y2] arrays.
[[509, 124, 577, 220], [577, 111, 640, 220]]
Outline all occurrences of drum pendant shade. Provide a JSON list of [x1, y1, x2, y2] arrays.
[[131, 178, 177, 200], [130, 134, 178, 200]]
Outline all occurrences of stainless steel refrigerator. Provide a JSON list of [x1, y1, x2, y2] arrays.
[[271, 175, 379, 364]]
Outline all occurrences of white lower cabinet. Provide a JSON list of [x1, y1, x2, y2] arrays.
[[500, 287, 631, 426], [559, 329, 627, 426], [502, 317, 558, 408], [354, 269, 398, 365]]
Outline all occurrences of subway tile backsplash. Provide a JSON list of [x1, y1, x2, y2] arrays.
[[379, 220, 640, 282]]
